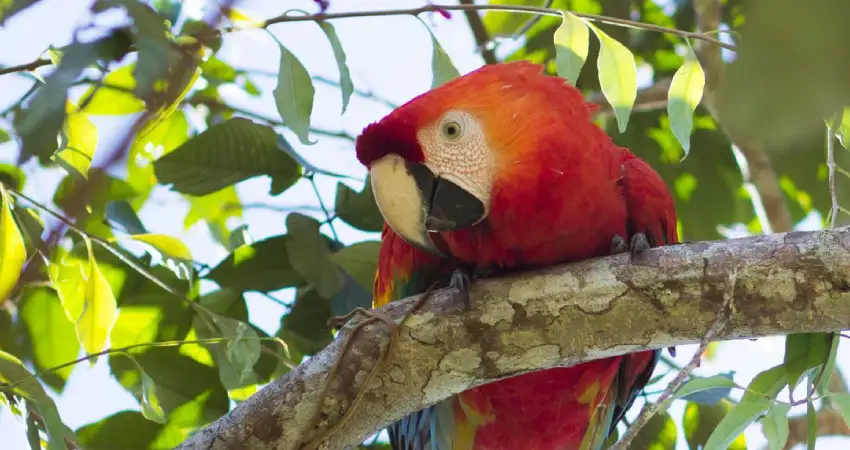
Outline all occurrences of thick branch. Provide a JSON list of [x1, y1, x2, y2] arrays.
[[693, 0, 794, 233], [176, 227, 850, 450]]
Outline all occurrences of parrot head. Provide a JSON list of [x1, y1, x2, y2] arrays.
[[355, 61, 610, 258]]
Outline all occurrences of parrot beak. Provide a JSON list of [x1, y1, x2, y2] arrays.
[[370, 154, 487, 257]]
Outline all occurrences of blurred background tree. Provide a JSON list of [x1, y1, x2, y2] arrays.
[[1, 0, 850, 449]]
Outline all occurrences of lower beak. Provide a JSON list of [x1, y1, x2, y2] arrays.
[[369, 154, 486, 257]]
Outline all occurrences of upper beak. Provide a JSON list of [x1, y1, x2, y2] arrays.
[[369, 154, 487, 257]]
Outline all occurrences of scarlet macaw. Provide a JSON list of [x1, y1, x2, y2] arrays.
[[354, 61, 679, 450]]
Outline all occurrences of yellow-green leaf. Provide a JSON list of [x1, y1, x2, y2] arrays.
[[79, 64, 146, 115], [121, 233, 193, 261], [226, 7, 265, 27], [423, 22, 460, 88], [318, 21, 353, 114], [553, 12, 589, 86], [667, 56, 705, 157], [78, 241, 118, 359], [273, 43, 315, 145], [54, 101, 99, 178], [0, 185, 26, 303], [588, 22, 637, 133], [18, 286, 80, 390], [127, 110, 190, 208]]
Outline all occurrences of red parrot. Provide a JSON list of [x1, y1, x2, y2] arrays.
[[354, 61, 678, 450]]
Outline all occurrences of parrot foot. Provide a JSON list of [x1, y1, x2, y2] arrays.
[[610, 232, 651, 259]]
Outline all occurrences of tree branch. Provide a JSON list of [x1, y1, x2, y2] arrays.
[[176, 226, 850, 450], [693, 0, 794, 233]]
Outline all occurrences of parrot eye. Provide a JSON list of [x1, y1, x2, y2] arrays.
[[441, 121, 464, 141]]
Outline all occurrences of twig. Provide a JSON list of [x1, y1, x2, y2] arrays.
[[611, 249, 737, 450], [458, 0, 498, 65], [0, 2, 736, 77], [188, 96, 355, 141], [306, 174, 339, 242]]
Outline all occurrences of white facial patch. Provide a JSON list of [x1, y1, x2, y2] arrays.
[[416, 110, 496, 216]]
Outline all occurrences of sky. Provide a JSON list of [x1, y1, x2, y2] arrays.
[[0, 0, 848, 449]]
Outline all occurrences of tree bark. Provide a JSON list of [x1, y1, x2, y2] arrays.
[[175, 227, 850, 450]]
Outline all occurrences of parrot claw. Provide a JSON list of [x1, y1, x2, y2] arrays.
[[667, 346, 677, 357], [450, 267, 473, 311], [610, 235, 628, 254], [628, 232, 652, 262]]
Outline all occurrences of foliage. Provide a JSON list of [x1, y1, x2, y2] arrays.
[[0, 0, 847, 449]]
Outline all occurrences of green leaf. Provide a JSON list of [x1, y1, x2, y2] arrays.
[[184, 186, 243, 248], [75, 410, 182, 450], [193, 295, 261, 390], [629, 411, 677, 450], [285, 213, 343, 298], [831, 107, 850, 150], [334, 176, 384, 232], [674, 374, 738, 403], [153, 118, 302, 196], [0, 127, 10, 145], [96, 1, 173, 100], [667, 55, 705, 157], [121, 354, 168, 424], [588, 22, 637, 133], [815, 333, 840, 395], [200, 57, 237, 83], [831, 392, 850, 428], [79, 64, 146, 115], [0, 163, 26, 190], [704, 365, 788, 450], [15, 41, 98, 163], [109, 348, 229, 426], [329, 241, 380, 293], [761, 403, 790, 450], [0, 185, 26, 303], [783, 332, 831, 389], [207, 234, 305, 292], [18, 286, 80, 392], [318, 21, 353, 114], [280, 287, 332, 355], [553, 12, 589, 86], [332, 271, 372, 318], [273, 43, 315, 145], [0, 0, 45, 25], [683, 401, 747, 450], [426, 26, 461, 88], [54, 103, 99, 178], [0, 350, 75, 450], [106, 200, 148, 235]]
